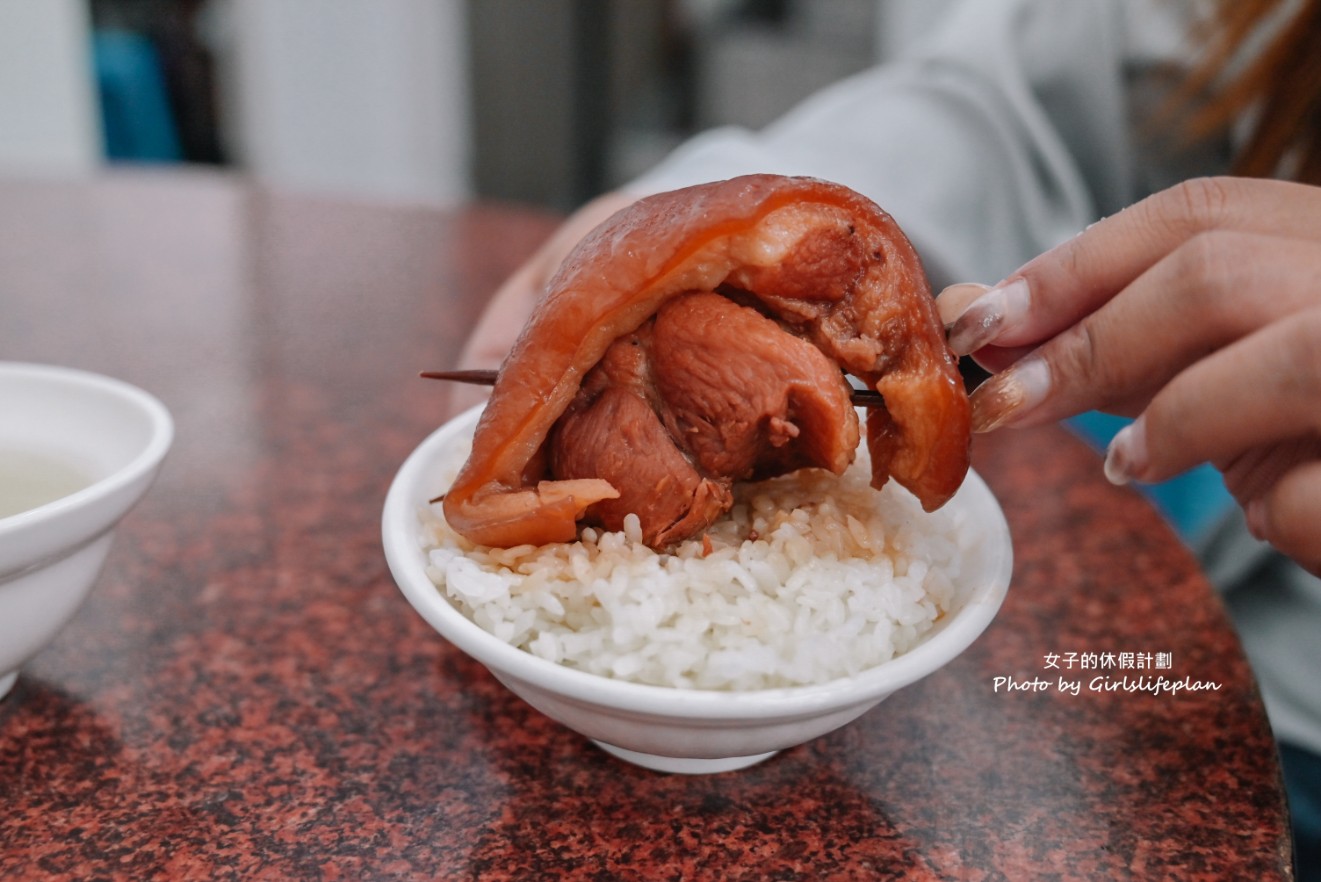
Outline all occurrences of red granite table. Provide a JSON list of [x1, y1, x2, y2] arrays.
[[0, 171, 1293, 880]]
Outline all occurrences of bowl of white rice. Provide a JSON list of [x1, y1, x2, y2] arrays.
[[383, 405, 1012, 774]]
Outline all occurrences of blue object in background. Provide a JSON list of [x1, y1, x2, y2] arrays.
[[1067, 411, 1235, 544], [92, 29, 182, 163]]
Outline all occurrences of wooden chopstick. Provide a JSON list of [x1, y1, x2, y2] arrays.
[[420, 369, 887, 409]]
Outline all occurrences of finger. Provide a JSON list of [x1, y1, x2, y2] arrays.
[[935, 283, 990, 326], [962, 341, 1037, 376], [458, 192, 638, 371], [537, 191, 638, 272], [935, 285, 1039, 375], [457, 258, 546, 371], [947, 177, 1321, 356], [935, 283, 1036, 376], [1222, 437, 1321, 505], [967, 232, 1321, 429], [1248, 459, 1321, 576], [445, 381, 493, 416], [1103, 307, 1321, 483]]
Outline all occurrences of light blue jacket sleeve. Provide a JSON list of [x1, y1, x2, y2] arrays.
[[629, 0, 1190, 288]]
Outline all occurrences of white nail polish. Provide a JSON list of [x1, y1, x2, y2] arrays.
[[936, 282, 991, 327], [969, 357, 1051, 432], [1245, 498, 1268, 540], [1104, 419, 1147, 485], [947, 278, 1031, 355]]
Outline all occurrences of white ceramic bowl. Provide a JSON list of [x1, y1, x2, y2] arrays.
[[0, 362, 173, 699], [384, 406, 1012, 774]]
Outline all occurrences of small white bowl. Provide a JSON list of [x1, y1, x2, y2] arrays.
[[0, 362, 173, 700], [383, 406, 1011, 774]]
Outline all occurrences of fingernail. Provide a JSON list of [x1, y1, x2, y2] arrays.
[[947, 278, 1031, 355], [969, 357, 1051, 432], [1245, 498, 1268, 540], [1103, 418, 1148, 485], [936, 282, 990, 327]]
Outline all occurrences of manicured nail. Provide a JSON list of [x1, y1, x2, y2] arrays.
[[936, 282, 991, 327], [1103, 418, 1148, 485], [1245, 498, 1268, 540], [947, 278, 1031, 356], [969, 357, 1051, 432]]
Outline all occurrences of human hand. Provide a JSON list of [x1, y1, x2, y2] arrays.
[[936, 176, 1321, 572], [450, 191, 638, 413]]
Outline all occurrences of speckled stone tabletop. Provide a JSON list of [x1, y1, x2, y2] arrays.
[[0, 172, 1293, 880]]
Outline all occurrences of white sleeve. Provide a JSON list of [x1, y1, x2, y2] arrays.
[[628, 0, 1171, 287]]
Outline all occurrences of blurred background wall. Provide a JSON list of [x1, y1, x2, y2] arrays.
[[0, 0, 950, 210], [0, 0, 102, 174]]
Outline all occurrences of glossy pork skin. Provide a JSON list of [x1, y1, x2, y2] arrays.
[[442, 174, 971, 549]]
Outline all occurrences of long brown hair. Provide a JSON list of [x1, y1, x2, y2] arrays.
[[1183, 0, 1321, 183]]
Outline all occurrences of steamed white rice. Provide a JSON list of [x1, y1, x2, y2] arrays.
[[418, 433, 977, 691]]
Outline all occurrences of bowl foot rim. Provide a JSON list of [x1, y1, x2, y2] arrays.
[[593, 740, 778, 774]]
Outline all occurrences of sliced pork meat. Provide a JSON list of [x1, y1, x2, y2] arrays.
[[442, 174, 971, 550], [650, 292, 859, 482], [548, 292, 858, 547]]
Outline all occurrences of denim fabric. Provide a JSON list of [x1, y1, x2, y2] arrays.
[[1281, 743, 1321, 881], [93, 30, 182, 163]]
